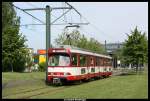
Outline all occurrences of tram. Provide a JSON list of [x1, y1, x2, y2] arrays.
[[46, 45, 112, 85]]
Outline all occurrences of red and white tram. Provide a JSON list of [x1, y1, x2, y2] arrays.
[[46, 45, 112, 85]]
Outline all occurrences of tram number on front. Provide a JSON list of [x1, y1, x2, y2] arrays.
[[81, 68, 86, 74]]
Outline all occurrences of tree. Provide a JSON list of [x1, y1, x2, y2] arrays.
[[122, 26, 148, 72], [55, 29, 81, 46], [2, 2, 29, 72], [55, 29, 106, 54], [2, 2, 16, 32], [39, 62, 46, 72]]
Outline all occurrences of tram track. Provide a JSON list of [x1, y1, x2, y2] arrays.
[[20, 86, 71, 99], [2, 86, 48, 98], [3, 83, 75, 99]]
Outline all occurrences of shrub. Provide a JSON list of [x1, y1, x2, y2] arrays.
[[38, 62, 46, 72]]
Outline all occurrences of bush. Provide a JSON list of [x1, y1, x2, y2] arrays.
[[38, 62, 46, 72]]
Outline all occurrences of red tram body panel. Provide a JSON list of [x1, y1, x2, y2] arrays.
[[46, 45, 113, 85]]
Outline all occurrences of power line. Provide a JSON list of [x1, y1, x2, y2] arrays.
[[81, 15, 114, 40], [26, 2, 67, 24], [65, 2, 81, 17], [13, 3, 89, 29], [79, 27, 96, 40], [66, 2, 114, 41], [12, 3, 45, 24], [51, 9, 72, 24], [17, 23, 89, 27], [25, 2, 38, 8]]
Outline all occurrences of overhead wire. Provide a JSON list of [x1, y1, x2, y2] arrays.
[[12, 3, 45, 24], [13, 2, 98, 42], [80, 14, 114, 41], [25, 2, 65, 24], [66, 2, 114, 42]]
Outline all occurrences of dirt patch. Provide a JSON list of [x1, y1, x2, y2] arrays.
[[2, 79, 45, 90]]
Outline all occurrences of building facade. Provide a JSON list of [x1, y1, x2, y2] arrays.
[[103, 42, 124, 68]]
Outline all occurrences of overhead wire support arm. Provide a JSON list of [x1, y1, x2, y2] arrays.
[[51, 9, 72, 24], [12, 4, 45, 24], [51, 7, 72, 10], [65, 2, 90, 24], [65, 2, 81, 16], [22, 8, 45, 11], [23, 7, 72, 11]]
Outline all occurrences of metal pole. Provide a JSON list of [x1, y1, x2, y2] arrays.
[[46, 5, 51, 83]]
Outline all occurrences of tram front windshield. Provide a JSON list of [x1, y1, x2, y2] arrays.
[[48, 53, 70, 66]]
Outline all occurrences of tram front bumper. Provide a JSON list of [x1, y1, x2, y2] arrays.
[[53, 78, 61, 84]]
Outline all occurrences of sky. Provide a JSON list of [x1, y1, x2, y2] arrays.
[[13, 2, 148, 53]]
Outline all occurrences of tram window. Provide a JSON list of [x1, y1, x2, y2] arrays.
[[100, 58, 104, 66], [90, 57, 94, 66], [80, 55, 86, 67], [107, 59, 110, 66], [105, 59, 108, 66], [71, 54, 77, 66], [96, 57, 100, 66], [104, 68, 107, 71], [103, 59, 106, 66], [109, 59, 112, 66], [48, 53, 70, 66]]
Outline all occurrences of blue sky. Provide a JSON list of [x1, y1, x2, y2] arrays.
[[13, 2, 148, 53]]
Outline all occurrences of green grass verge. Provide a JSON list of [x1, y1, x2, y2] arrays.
[[2, 72, 45, 83], [2, 71, 148, 99]]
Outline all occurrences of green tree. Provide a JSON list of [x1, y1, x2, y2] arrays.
[[122, 27, 148, 72], [2, 2, 29, 72], [55, 29, 81, 46], [39, 62, 46, 72], [2, 2, 17, 32], [55, 29, 106, 54]]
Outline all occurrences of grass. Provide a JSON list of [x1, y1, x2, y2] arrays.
[[2, 70, 148, 99], [2, 72, 46, 84]]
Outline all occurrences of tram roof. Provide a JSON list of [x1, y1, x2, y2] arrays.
[[56, 45, 112, 59]]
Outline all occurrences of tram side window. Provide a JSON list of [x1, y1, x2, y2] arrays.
[[100, 58, 104, 66], [71, 54, 77, 66], [90, 57, 94, 66], [107, 59, 110, 66], [105, 59, 108, 66], [103, 59, 106, 66], [104, 68, 107, 71], [107, 59, 111, 66], [109, 59, 112, 66], [96, 57, 100, 66], [80, 55, 86, 67]]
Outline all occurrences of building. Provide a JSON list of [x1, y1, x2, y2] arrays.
[[105, 43, 124, 54], [24, 48, 34, 72], [103, 42, 124, 68], [37, 49, 46, 63]]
